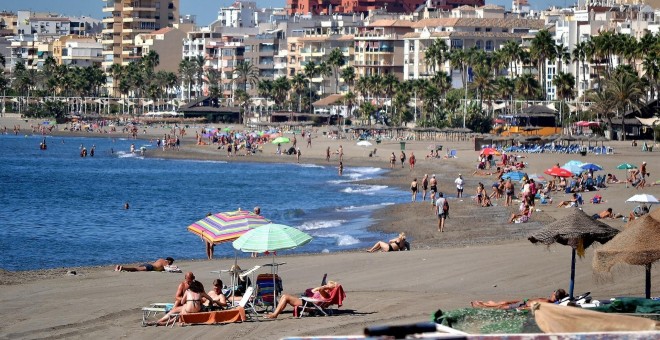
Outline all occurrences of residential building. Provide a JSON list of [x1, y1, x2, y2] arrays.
[[217, 1, 258, 28], [244, 32, 285, 87], [353, 19, 414, 79], [101, 0, 180, 70], [7, 34, 54, 70], [427, 0, 486, 11], [402, 15, 545, 87], [286, 0, 432, 15], [512, 0, 530, 15], [134, 26, 188, 73], [0, 11, 17, 36], [52, 35, 103, 67]]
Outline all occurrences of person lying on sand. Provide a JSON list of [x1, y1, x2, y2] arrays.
[[471, 289, 567, 310], [147, 280, 221, 326], [115, 257, 173, 272], [264, 281, 340, 319], [367, 232, 408, 252], [592, 208, 621, 220]]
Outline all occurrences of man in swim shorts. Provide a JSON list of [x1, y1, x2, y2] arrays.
[[115, 257, 174, 272], [430, 174, 438, 193]]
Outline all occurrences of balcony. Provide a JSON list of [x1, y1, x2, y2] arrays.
[[102, 28, 117, 34], [274, 62, 286, 69], [102, 5, 117, 13], [103, 16, 122, 23], [300, 48, 325, 57], [123, 6, 156, 12], [123, 16, 156, 23]]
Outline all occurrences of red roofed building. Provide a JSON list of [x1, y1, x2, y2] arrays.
[[287, 0, 440, 15]]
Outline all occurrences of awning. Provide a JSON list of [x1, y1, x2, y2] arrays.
[[637, 117, 660, 127]]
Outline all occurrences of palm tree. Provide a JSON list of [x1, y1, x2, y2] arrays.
[[316, 61, 332, 95], [204, 69, 222, 107], [530, 29, 556, 99], [641, 52, 659, 102], [552, 72, 575, 127], [424, 39, 448, 75], [340, 66, 355, 92], [343, 91, 357, 121], [178, 59, 196, 101], [431, 70, 451, 99], [303, 61, 318, 113], [271, 76, 290, 108], [290, 73, 307, 112], [355, 75, 370, 103], [606, 70, 645, 141], [193, 55, 205, 98], [141, 50, 160, 75], [502, 40, 523, 78], [516, 73, 540, 104], [381, 73, 398, 117], [495, 77, 515, 115], [572, 41, 588, 101], [469, 66, 493, 109], [555, 43, 570, 72], [358, 101, 376, 125], [233, 60, 259, 101], [109, 63, 124, 98], [326, 48, 345, 94]]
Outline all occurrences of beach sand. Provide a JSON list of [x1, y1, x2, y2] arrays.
[[1, 115, 659, 339]]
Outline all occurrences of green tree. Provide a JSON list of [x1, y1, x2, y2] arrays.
[[327, 47, 345, 94], [290, 73, 307, 112], [340, 66, 355, 92], [530, 29, 556, 99]]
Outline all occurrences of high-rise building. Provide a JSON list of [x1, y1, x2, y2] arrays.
[[101, 0, 180, 70]]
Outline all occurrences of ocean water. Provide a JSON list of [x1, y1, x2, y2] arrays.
[[0, 134, 406, 271]]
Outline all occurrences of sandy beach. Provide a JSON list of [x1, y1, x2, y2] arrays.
[[1, 115, 659, 339]]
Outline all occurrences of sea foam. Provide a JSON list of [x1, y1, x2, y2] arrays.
[[298, 220, 346, 231]]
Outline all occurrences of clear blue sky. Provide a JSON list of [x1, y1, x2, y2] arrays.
[[3, 0, 568, 26]]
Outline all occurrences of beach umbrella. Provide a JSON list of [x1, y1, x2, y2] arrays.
[[357, 141, 372, 147], [580, 163, 603, 172], [528, 209, 620, 298], [616, 163, 637, 170], [626, 194, 660, 204], [481, 147, 501, 156], [528, 173, 546, 183], [187, 210, 271, 245], [562, 161, 585, 175], [502, 171, 526, 181], [271, 137, 290, 144], [233, 223, 312, 306], [593, 212, 660, 299], [544, 168, 574, 178]]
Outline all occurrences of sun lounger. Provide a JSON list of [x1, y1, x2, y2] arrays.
[[141, 303, 174, 326], [295, 284, 346, 318]]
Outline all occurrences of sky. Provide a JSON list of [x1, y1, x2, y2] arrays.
[[3, 0, 570, 26]]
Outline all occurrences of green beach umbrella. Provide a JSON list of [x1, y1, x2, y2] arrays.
[[232, 223, 312, 253], [616, 163, 637, 170], [271, 137, 290, 144], [233, 224, 312, 308]]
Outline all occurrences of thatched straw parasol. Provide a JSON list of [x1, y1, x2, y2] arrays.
[[528, 209, 620, 298], [593, 210, 660, 298]]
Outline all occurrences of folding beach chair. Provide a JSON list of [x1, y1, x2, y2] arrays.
[[254, 274, 283, 313], [231, 286, 260, 320], [141, 303, 173, 326], [295, 284, 346, 318]]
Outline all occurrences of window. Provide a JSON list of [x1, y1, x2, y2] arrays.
[[485, 28, 491, 32], [450, 39, 463, 49], [475, 40, 482, 49], [485, 40, 493, 51], [475, 27, 480, 32], [168, 2, 174, 9]]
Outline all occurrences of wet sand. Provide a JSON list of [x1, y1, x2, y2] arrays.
[[1, 116, 659, 339]]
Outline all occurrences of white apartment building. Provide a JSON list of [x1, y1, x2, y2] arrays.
[[53, 36, 103, 67]]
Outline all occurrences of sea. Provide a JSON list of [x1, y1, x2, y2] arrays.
[[0, 134, 407, 271]]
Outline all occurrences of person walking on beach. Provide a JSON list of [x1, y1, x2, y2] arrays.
[[504, 179, 514, 207], [307, 133, 312, 148], [400, 151, 406, 168], [430, 174, 438, 194], [409, 152, 416, 170], [292, 134, 297, 148], [115, 257, 174, 272], [390, 152, 396, 168], [296, 148, 301, 163], [410, 178, 418, 202], [421, 174, 429, 201], [454, 174, 464, 198], [326, 147, 331, 162], [435, 192, 448, 232], [338, 161, 344, 176], [338, 145, 344, 162]]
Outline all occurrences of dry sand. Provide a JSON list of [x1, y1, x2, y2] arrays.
[[1, 115, 659, 339]]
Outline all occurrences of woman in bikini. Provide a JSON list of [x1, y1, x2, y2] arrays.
[[476, 182, 485, 205], [367, 232, 406, 252], [148, 280, 220, 326], [265, 281, 340, 319]]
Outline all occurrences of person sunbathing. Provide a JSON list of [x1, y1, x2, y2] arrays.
[[367, 232, 407, 252], [557, 193, 579, 208], [471, 289, 567, 310], [265, 281, 339, 319], [148, 280, 221, 326], [592, 208, 621, 220], [508, 204, 531, 223], [115, 257, 173, 272]]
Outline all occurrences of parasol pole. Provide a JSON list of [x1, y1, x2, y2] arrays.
[[646, 263, 652, 299], [272, 253, 278, 309], [569, 248, 576, 299]]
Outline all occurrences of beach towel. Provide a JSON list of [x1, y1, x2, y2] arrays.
[[164, 265, 182, 273], [177, 307, 246, 325]]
